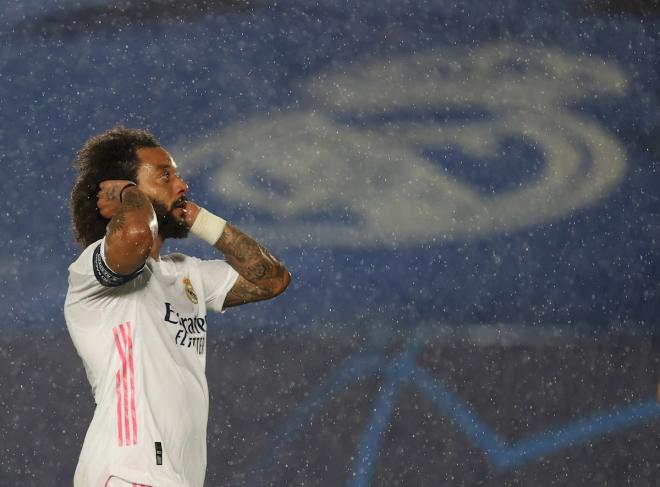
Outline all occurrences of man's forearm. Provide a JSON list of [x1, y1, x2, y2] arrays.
[[185, 204, 290, 306], [102, 184, 158, 275], [214, 223, 290, 294], [106, 187, 157, 239]]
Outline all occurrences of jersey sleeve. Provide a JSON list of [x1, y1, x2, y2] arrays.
[[67, 238, 145, 306], [92, 238, 145, 287], [192, 257, 239, 313]]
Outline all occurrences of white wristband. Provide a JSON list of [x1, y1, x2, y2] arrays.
[[190, 208, 227, 245]]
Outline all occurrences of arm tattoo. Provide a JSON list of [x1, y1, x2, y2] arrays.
[[224, 279, 274, 307], [106, 190, 150, 236], [246, 262, 268, 280], [106, 186, 119, 201], [215, 223, 290, 303], [120, 190, 148, 210], [107, 209, 126, 236]]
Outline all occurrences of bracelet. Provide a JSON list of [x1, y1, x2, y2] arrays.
[[119, 182, 137, 203], [190, 207, 227, 245]]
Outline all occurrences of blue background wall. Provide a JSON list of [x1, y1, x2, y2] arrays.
[[1, 1, 659, 485], [1, 0, 658, 333]]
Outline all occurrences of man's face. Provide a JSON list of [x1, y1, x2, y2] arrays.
[[135, 146, 190, 239]]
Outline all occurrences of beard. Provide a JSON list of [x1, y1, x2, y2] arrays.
[[150, 197, 190, 240]]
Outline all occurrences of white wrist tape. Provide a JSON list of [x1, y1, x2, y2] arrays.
[[190, 208, 227, 245]]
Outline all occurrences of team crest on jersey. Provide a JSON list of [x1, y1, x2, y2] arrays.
[[183, 277, 198, 304]]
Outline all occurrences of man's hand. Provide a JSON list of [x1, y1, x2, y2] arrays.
[[97, 180, 137, 219], [181, 200, 201, 229]]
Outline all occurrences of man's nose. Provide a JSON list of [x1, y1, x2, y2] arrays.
[[174, 175, 188, 195]]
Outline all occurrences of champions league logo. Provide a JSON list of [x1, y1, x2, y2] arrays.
[[178, 42, 628, 247]]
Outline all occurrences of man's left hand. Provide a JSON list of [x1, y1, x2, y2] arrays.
[[181, 200, 201, 229]]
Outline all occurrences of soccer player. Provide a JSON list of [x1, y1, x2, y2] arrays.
[[65, 126, 291, 487]]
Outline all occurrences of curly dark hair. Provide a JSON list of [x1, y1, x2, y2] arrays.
[[70, 126, 160, 248]]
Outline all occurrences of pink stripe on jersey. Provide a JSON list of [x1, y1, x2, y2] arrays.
[[114, 323, 138, 447], [113, 328, 126, 445], [117, 325, 131, 445], [119, 324, 132, 445], [115, 370, 123, 447], [126, 321, 138, 444]]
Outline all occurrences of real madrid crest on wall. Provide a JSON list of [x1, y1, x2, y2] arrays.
[[183, 277, 198, 304]]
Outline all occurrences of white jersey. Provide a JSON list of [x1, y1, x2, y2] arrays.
[[64, 238, 238, 487]]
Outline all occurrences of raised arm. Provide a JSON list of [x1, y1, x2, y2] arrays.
[[97, 180, 158, 275], [215, 223, 291, 307], [185, 203, 291, 308]]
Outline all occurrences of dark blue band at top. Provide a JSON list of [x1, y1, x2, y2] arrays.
[[92, 243, 143, 287]]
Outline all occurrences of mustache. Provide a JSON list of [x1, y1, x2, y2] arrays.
[[171, 196, 188, 210], [150, 196, 188, 217]]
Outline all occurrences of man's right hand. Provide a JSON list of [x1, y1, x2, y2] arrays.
[[97, 180, 137, 219]]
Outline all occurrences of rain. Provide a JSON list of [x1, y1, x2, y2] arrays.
[[1, 0, 659, 485]]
